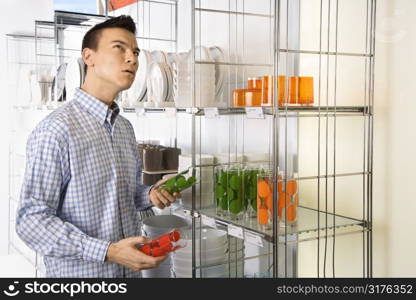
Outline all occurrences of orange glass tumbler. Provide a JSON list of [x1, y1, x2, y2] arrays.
[[257, 173, 273, 230], [248, 77, 262, 89], [289, 77, 299, 104], [245, 89, 262, 106], [233, 89, 246, 107], [298, 76, 314, 105], [278, 178, 298, 226]]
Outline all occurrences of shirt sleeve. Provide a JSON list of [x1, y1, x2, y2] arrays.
[[16, 128, 110, 263]]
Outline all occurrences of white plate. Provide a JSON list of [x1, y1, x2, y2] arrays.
[[172, 254, 227, 267], [65, 58, 85, 101], [148, 62, 168, 104], [173, 244, 227, 258], [127, 49, 151, 106], [179, 228, 228, 249], [161, 62, 173, 102]]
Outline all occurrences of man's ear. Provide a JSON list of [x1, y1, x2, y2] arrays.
[[82, 48, 95, 69]]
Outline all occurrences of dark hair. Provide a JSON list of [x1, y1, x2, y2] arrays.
[[82, 15, 136, 51]]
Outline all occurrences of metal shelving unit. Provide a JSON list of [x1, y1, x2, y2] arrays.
[[7, 4, 180, 277], [185, 0, 376, 278]]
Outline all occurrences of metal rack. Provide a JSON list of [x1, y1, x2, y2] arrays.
[[6, 33, 48, 277], [7, 4, 179, 277], [185, 0, 375, 278]]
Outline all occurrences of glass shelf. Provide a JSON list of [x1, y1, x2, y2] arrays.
[[125, 106, 370, 117], [194, 205, 365, 244], [13, 105, 370, 117]]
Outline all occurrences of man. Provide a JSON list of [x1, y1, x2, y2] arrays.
[[16, 15, 179, 278]]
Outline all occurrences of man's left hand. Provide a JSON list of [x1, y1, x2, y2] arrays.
[[149, 177, 181, 209]]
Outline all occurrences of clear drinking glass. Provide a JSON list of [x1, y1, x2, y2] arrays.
[[278, 173, 299, 226], [215, 165, 228, 216]]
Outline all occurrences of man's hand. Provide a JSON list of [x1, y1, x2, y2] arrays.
[[105, 236, 166, 272], [149, 177, 181, 209]]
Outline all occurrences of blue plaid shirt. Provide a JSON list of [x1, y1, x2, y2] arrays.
[[16, 88, 153, 278]]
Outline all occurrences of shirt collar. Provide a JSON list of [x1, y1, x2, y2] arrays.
[[74, 88, 120, 125]]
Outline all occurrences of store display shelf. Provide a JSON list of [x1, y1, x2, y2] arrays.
[[196, 106, 369, 116], [142, 169, 178, 175], [195, 60, 273, 67], [194, 206, 365, 244], [6, 33, 53, 41], [123, 107, 188, 114], [12, 105, 370, 120], [278, 48, 374, 58], [54, 10, 106, 27], [140, 0, 177, 5], [194, 7, 273, 19], [123, 106, 370, 116], [136, 36, 177, 42], [12, 104, 66, 111]]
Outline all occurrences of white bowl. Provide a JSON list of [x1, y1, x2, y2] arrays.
[[173, 250, 243, 267], [141, 215, 189, 238], [173, 245, 227, 260], [172, 254, 226, 267], [180, 228, 227, 248]]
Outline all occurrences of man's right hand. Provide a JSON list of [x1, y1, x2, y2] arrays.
[[105, 236, 167, 272]]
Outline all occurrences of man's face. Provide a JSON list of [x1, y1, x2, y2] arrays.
[[86, 27, 139, 92]]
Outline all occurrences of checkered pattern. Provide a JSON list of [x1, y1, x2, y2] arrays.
[[16, 88, 152, 278]]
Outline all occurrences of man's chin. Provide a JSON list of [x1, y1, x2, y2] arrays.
[[119, 81, 134, 92]]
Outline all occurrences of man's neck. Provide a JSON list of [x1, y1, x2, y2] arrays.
[[81, 78, 118, 106]]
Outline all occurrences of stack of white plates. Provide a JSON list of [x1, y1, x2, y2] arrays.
[[119, 46, 224, 108], [144, 50, 175, 107], [151, 50, 168, 63], [173, 47, 216, 107], [125, 49, 152, 107], [172, 230, 244, 278], [147, 61, 174, 107]]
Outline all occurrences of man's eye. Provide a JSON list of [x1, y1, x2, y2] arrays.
[[114, 45, 122, 49], [134, 51, 139, 57]]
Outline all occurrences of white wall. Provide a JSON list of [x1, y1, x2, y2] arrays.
[[0, 0, 54, 256], [295, 0, 416, 278], [375, 0, 416, 277]]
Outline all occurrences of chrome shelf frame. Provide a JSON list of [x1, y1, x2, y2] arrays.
[[188, 0, 376, 279]]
